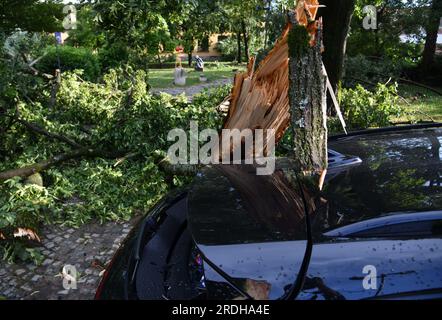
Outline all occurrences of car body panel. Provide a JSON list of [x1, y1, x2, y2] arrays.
[[298, 238, 442, 300]]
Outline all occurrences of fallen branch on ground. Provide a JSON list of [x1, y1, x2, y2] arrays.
[[0, 148, 126, 182], [397, 78, 442, 96], [16, 118, 84, 149], [2, 106, 84, 149]]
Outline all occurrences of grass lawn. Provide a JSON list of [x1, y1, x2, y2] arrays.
[[148, 62, 442, 125], [395, 84, 442, 123], [148, 62, 246, 89]]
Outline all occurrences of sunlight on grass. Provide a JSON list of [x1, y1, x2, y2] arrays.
[[394, 84, 442, 123]]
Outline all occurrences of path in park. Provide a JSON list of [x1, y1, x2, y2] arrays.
[[0, 218, 140, 300], [150, 78, 233, 100]]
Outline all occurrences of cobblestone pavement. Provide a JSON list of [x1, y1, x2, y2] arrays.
[[0, 217, 140, 300], [150, 78, 233, 100]]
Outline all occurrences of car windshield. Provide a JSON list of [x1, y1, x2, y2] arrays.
[[188, 162, 314, 299]]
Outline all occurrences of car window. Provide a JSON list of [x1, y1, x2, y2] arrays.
[[352, 220, 442, 238]]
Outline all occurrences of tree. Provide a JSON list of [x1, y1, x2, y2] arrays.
[[222, 1, 328, 178], [264, 1, 290, 49], [421, 0, 442, 71], [90, 0, 184, 68], [236, 32, 243, 63], [220, 0, 268, 62], [288, 3, 328, 177], [177, 0, 223, 66], [65, 5, 105, 50], [347, 0, 429, 60], [318, 0, 356, 109], [0, 0, 63, 35]]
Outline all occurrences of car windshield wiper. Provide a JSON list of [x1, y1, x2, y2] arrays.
[[199, 250, 254, 300], [279, 172, 314, 300]]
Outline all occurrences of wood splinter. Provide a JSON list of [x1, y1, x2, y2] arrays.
[[221, 0, 328, 189]]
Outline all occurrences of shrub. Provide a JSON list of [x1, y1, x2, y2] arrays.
[[97, 43, 129, 71], [337, 83, 402, 131], [217, 37, 239, 60], [37, 45, 100, 81]]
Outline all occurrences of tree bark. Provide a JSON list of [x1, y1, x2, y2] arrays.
[[156, 54, 163, 67], [421, 0, 442, 72], [188, 53, 193, 67], [241, 20, 250, 62], [236, 31, 242, 64], [288, 16, 328, 175], [318, 0, 356, 114]]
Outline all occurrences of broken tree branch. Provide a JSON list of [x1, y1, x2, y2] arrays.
[[16, 118, 84, 149], [113, 152, 140, 167], [153, 154, 200, 177], [0, 148, 126, 182], [396, 78, 442, 96], [370, 72, 442, 96], [3, 104, 84, 149]]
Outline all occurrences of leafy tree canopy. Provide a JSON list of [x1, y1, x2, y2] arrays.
[[0, 0, 64, 35]]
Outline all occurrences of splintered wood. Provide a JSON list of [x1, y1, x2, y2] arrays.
[[220, 0, 327, 176], [221, 0, 321, 153], [222, 26, 291, 147]]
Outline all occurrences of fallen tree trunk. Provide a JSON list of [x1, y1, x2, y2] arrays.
[[0, 148, 126, 182]]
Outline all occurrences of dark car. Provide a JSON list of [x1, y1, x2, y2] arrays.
[[95, 124, 442, 300]]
